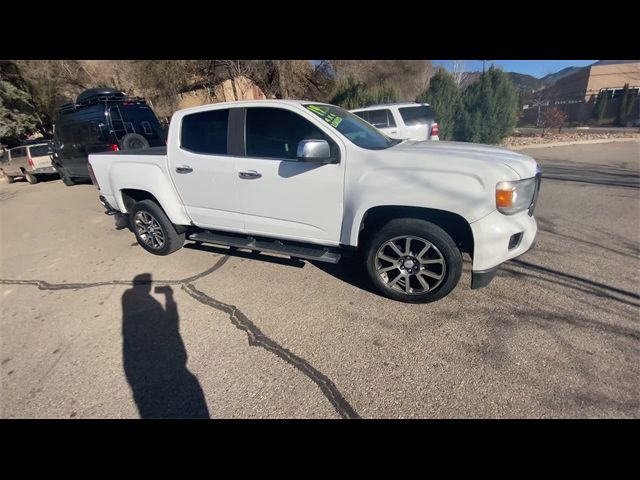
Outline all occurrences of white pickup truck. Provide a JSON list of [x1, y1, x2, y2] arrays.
[[88, 100, 541, 303]]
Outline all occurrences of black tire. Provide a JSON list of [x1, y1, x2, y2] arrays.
[[120, 133, 150, 151], [1, 170, 15, 184], [24, 171, 38, 184], [130, 199, 185, 256], [363, 218, 463, 303], [57, 166, 76, 186]]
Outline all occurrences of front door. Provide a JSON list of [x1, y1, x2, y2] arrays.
[[167, 107, 243, 231], [235, 106, 344, 245]]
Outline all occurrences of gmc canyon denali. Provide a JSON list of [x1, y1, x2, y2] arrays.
[[88, 100, 541, 303]]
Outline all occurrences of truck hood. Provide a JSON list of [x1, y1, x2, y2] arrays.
[[390, 140, 538, 179]]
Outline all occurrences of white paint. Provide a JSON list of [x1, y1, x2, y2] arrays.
[[89, 99, 541, 272]]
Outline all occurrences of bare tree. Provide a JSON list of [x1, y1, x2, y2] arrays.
[[451, 60, 467, 89]]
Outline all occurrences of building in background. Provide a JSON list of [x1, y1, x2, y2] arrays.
[[521, 60, 640, 125]]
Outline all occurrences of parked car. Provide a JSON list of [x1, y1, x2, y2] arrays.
[[88, 100, 540, 303], [350, 102, 439, 141], [51, 88, 165, 186], [0, 141, 58, 184]]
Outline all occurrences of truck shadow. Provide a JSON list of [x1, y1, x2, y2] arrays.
[[185, 242, 385, 297], [121, 273, 210, 418], [183, 242, 306, 268]]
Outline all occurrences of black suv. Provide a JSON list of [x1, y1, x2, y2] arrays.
[[52, 88, 165, 185]]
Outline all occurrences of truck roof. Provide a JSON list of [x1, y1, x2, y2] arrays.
[[175, 99, 333, 115]]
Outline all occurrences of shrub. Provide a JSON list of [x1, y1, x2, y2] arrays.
[[330, 76, 400, 110]]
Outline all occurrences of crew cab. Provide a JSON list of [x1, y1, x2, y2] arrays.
[[88, 100, 541, 303]]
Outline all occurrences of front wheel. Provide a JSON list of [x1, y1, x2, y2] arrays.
[[57, 166, 76, 186], [130, 199, 185, 256], [363, 218, 463, 303]]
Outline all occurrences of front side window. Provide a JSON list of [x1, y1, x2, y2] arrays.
[[304, 104, 399, 150], [245, 107, 334, 160], [181, 109, 229, 155], [399, 105, 436, 126]]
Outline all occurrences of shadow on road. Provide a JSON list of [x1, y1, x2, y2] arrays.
[[122, 273, 210, 419], [541, 161, 639, 188]]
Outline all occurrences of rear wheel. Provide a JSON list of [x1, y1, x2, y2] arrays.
[[363, 218, 463, 303], [130, 199, 185, 256], [24, 171, 38, 184]]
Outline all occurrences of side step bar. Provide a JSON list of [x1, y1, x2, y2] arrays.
[[188, 231, 342, 264]]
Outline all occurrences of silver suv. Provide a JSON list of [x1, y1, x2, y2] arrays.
[[350, 102, 439, 141], [0, 142, 57, 184]]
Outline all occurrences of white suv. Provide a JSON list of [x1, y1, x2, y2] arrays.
[[350, 102, 439, 141]]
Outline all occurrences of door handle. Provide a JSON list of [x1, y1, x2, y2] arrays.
[[238, 170, 261, 179], [175, 165, 193, 174]]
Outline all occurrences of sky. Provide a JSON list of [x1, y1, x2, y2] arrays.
[[432, 60, 598, 78]]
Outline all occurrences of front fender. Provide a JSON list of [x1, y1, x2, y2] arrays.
[[341, 168, 494, 246]]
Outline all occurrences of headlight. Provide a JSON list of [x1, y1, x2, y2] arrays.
[[496, 177, 537, 215]]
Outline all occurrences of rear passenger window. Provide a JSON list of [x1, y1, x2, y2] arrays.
[[181, 109, 229, 155], [354, 111, 369, 122], [399, 106, 436, 126], [367, 109, 396, 128], [11, 148, 26, 158]]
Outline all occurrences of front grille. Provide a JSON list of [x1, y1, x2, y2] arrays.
[[528, 168, 542, 216]]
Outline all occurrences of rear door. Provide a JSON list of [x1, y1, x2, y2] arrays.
[[235, 105, 345, 244], [397, 105, 435, 141], [167, 107, 244, 230], [27, 144, 53, 170]]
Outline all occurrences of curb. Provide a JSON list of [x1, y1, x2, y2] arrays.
[[504, 137, 640, 151]]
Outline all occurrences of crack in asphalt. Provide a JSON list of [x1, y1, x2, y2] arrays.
[[1, 253, 360, 419], [0, 255, 230, 290], [182, 283, 360, 419]]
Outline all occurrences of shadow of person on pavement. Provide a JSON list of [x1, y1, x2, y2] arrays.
[[121, 274, 210, 419]]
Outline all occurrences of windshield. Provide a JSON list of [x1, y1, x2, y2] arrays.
[[304, 104, 400, 150]]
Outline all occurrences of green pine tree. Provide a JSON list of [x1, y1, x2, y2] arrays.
[[594, 90, 609, 122], [616, 84, 634, 126], [455, 66, 519, 144], [416, 67, 460, 140]]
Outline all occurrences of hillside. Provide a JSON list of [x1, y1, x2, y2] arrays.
[[459, 71, 545, 92]]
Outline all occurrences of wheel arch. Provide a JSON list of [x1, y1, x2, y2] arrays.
[[356, 205, 474, 256]]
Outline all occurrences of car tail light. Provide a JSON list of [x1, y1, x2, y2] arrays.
[[87, 162, 100, 190], [430, 123, 439, 138], [109, 144, 119, 151], [28, 157, 34, 168]]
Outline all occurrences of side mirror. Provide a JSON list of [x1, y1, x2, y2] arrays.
[[297, 139, 335, 163]]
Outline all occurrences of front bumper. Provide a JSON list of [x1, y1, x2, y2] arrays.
[[31, 166, 57, 175], [469, 209, 538, 288]]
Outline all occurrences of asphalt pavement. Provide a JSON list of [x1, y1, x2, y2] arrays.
[[1, 141, 638, 418]]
